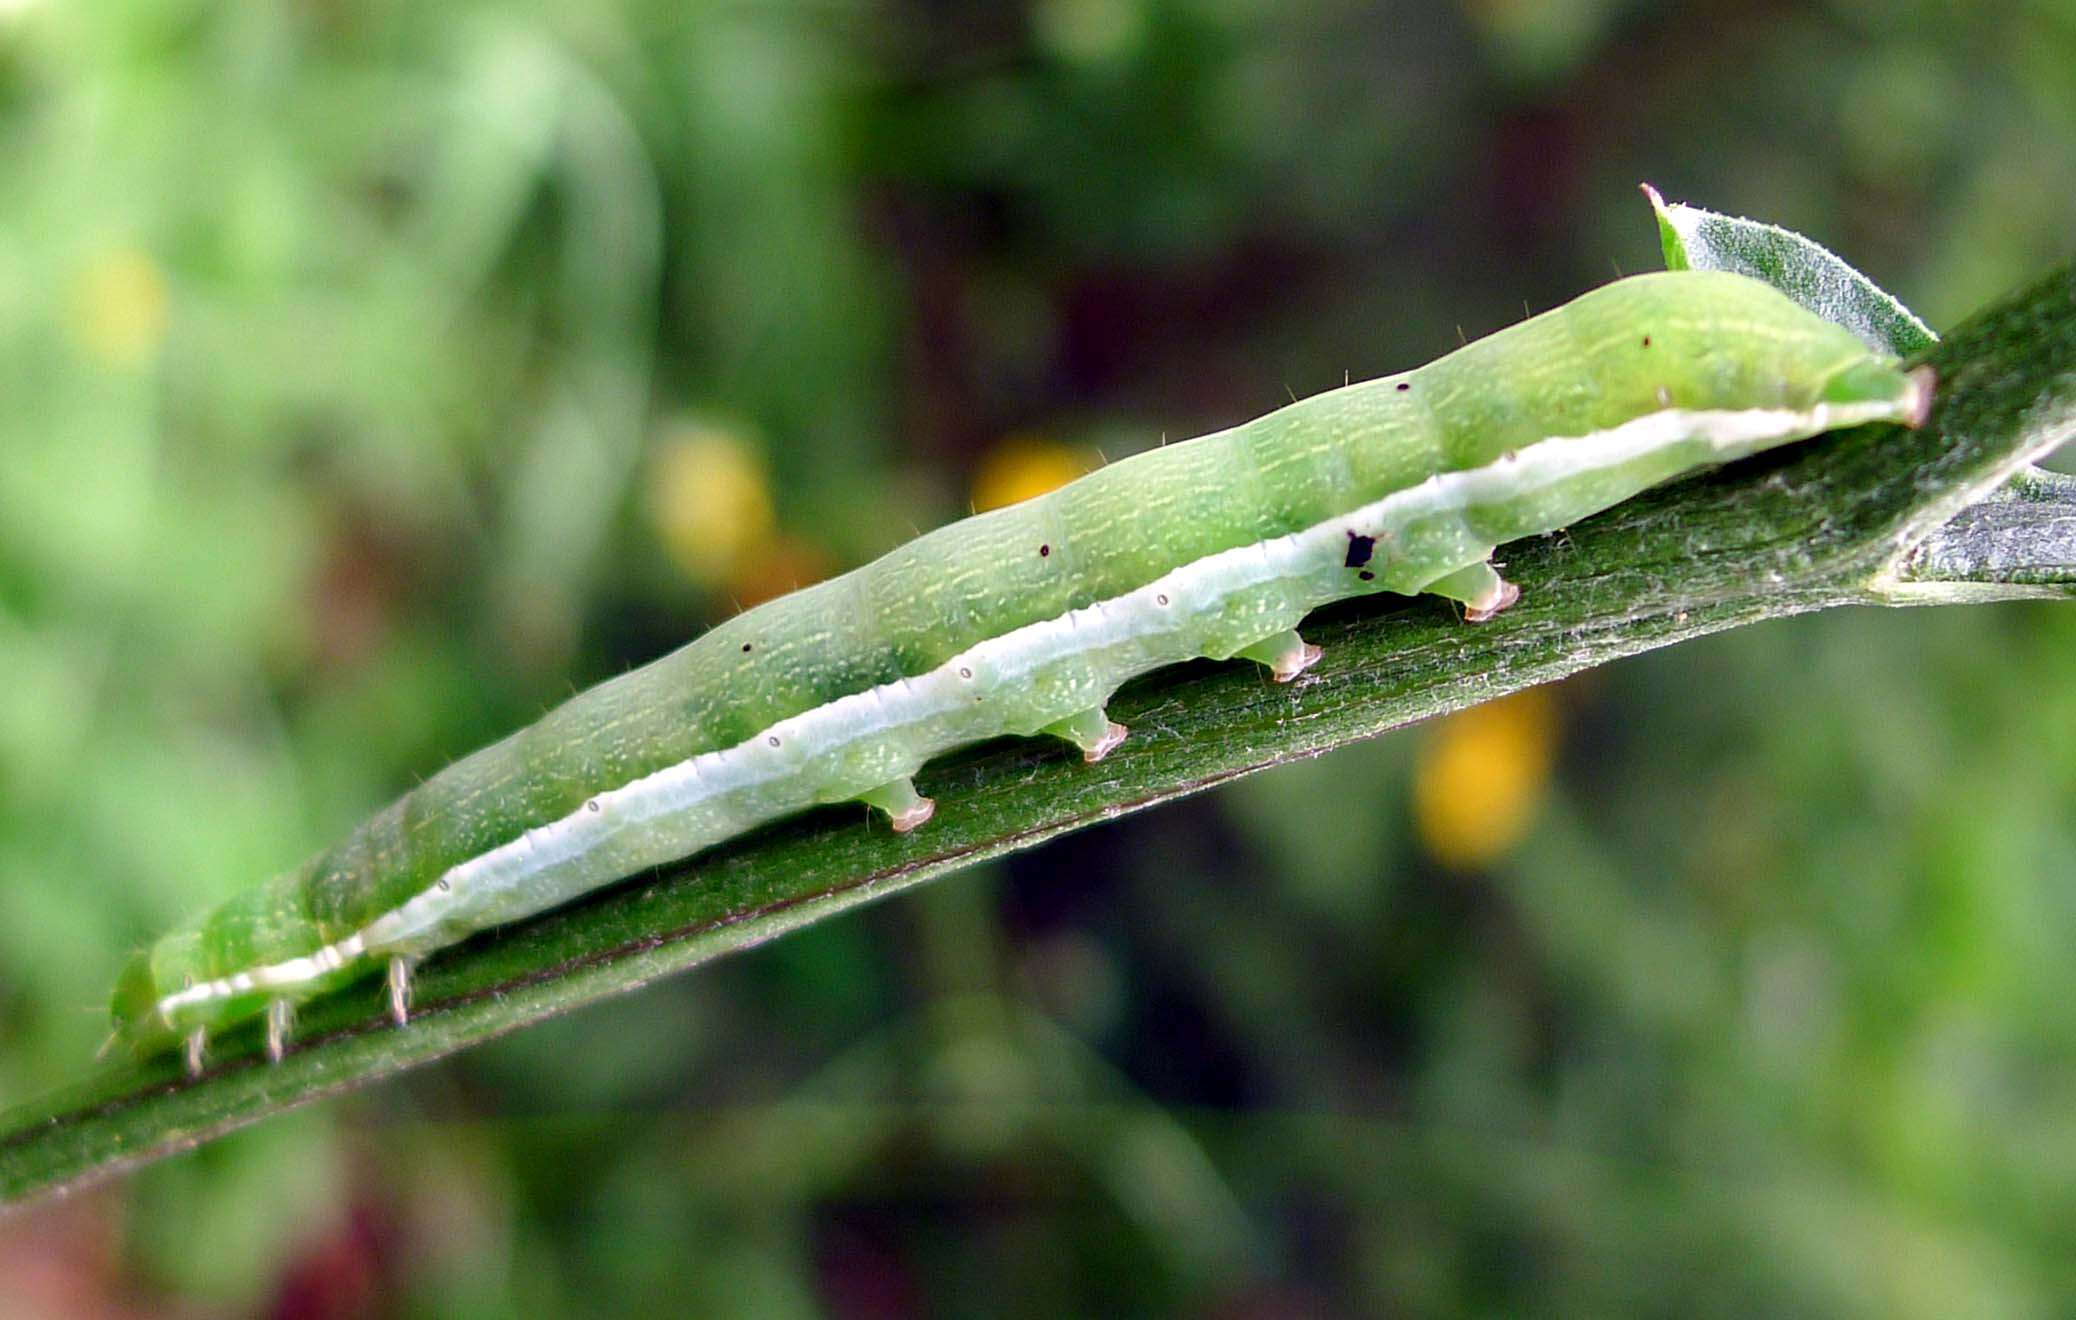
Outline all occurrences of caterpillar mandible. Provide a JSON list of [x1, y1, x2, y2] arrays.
[[109, 269, 1933, 1072]]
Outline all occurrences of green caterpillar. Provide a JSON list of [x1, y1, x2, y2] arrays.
[[109, 270, 1932, 1072]]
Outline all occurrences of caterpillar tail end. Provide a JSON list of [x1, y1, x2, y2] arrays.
[[1905, 365, 1937, 429], [1239, 631, 1323, 683], [861, 778, 935, 833], [1044, 708, 1129, 763]]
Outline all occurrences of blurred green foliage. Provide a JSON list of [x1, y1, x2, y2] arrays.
[[1, 0, 2073, 1314]]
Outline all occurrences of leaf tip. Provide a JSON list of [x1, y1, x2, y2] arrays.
[[1640, 182, 1691, 272]]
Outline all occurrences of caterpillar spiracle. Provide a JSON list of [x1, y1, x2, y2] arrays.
[[109, 269, 1933, 1072]]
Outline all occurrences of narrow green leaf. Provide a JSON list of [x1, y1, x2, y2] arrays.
[[1644, 183, 1938, 355], [3, 264, 2072, 1209]]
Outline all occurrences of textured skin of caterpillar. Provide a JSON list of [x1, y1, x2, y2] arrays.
[[109, 270, 1932, 1069]]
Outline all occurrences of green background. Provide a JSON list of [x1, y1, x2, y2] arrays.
[[2, 0, 2073, 1314]]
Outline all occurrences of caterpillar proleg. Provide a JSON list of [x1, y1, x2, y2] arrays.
[[108, 270, 1932, 1069]]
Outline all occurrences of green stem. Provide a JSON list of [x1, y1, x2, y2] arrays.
[[4, 264, 2072, 1208]]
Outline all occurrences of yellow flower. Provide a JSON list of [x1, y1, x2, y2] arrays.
[[1413, 687, 1559, 870], [647, 421, 777, 589], [69, 247, 169, 368], [970, 434, 1095, 512]]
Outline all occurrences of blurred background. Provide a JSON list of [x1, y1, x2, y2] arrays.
[[2, 0, 2074, 1315]]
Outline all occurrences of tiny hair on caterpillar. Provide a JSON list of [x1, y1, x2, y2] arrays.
[[107, 268, 1933, 1074]]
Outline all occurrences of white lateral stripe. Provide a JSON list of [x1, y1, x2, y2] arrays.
[[152, 397, 1910, 1023], [156, 935, 366, 1026]]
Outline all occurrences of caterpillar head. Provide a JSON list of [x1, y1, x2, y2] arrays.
[[107, 929, 222, 1059], [108, 949, 177, 1057]]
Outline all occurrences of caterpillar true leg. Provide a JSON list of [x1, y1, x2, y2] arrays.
[[1426, 560, 1520, 623], [387, 956, 413, 1026], [861, 778, 936, 832], [264, 998, 295, 1064], [1238, 630, 1323, 683], [183, 1026, 207, 1078], [1043, 708, 1130, 763]]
